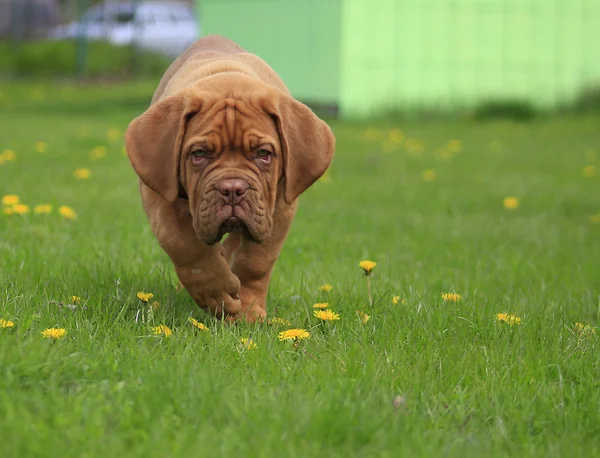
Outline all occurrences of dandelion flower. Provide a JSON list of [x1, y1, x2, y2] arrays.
[[421, 169, 436, 181], [74, 168, 91, 180], [278, 328, 310, 341], [71, 296, 81, 304], [151, 324, 172, 338], [35, 141, 48, 153], [589, 213, 600, 224], [0, 319, 15, 328], [90, 146, 107, 160], [314, 309, 340, 321], [13, 204, 30, 215], [319, 284, 333, 293], [312, 302, 329, 309], [107, 127, 121, 142], [239, 337, 257, 350], [389, 128, 404, 143], [496, 313, 521, 325], [582, 165, 596, 178], [446, 139, 463, 153], [59, 205, 77, 220], [41, 328, 66, 340], [188, 317, 209, 331], [137, 292, 154, 302], [2, 194, 19, 206], [356, 310, 370, 324], [359, 260, 377, 275], [3, 207, 14, 216], [503, 196, 519, 210], [1, 149, 16, 161], [573, 322, 596, 336], [442, 293, 462, 302], [34, 204, 52, 214], [267, 317, 291, 326], [392, 296, 405, 305]]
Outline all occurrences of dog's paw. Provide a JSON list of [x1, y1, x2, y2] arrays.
[[175, 266, 242, 317]]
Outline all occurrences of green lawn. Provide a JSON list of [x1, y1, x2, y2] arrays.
[[1, 82, 599, 457]]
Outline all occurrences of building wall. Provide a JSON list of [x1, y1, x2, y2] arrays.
[[340, 0, 600, 117], [198, 0, 342, 104]]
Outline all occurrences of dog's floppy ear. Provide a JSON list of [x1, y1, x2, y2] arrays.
[[267, 95, 335, 204], [125, 90, 201, 203]]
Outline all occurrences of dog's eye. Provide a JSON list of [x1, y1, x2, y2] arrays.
[[256, 149, 271, 158], [190, 149, 206, 158]]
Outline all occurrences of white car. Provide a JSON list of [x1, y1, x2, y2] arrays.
[[49, 1, 199, 57]]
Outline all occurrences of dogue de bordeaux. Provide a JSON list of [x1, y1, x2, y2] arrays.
[[125, 35, 335, 321]]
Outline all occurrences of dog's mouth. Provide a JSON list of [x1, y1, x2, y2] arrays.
[[217, 216, 251, 241]]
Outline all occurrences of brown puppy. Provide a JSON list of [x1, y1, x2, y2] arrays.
[[125, 35, 335, 321]]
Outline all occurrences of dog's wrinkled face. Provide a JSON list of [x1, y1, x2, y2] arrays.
[[125, 74, 335, 247], [180, 100, 281, 244]]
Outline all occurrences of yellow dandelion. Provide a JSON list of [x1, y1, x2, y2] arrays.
[[107, 127, 121, 142], [503, 196, 519, 210], [151, 324, 172, 338], [3, 207, 14, 216], [0, 319, 15, 328], [267, 317, 292, 326], [589, 213, 600, 224], [442, 293, 462, 302], [445, 139, 463, 153], [71, 296, 81, 304], [35, 141, 48, 153], [58, 205, 77, 220], [1, 149, 16, 161], [319, 284, 333, 293], [312, 302, 330, 309], [41, 328, 66, 340], [421, 169, 437, 181], [13, 204, 30, 215], [359, 260, 377, 275], [573, 322, 596, 336], [496, 313, 521, 326], [356, 310, 370, 324], [582, 165, 596, 178], [405, 138, 424, 155], [239, 337, 257, 349], [74, 168, 91, 180], [278, 328, 310, 341], [90, 146, 107, 160], [388, 128, 404, 143], [2, 194, 19, 206], [314, 309, 340, 321], [34, 204, 52, 214], [137, 292, 154, 302], [188, 317, 209, 331], [392, 296, 405, 305]]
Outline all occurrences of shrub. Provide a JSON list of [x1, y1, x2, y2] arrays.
[[0, 39, 170, 78]]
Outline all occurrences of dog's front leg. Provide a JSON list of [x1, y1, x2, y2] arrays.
[[225, 199, 297, 321]]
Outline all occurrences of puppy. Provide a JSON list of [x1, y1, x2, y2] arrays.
[[125, 35, 335, 321]]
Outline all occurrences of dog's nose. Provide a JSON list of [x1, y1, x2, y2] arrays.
[[216, 178, 249, 204]]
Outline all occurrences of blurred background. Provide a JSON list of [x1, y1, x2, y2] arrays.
[[1, 0, 600, 118]]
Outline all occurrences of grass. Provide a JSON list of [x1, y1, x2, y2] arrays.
[[1, 81, 600, 457]]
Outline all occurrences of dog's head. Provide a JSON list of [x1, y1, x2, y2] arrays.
[[125, 75, 335, 245]]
